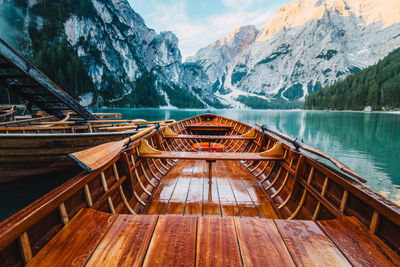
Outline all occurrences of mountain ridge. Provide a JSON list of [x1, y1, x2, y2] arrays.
[[187, 0, 400, 108]]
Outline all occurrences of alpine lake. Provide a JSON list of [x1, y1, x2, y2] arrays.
[[1, 108, 399, 221]]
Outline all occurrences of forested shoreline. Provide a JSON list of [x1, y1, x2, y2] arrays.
[[305, 48, 400, 111]]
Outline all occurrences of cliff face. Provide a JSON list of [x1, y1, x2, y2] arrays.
[[187, 0, 400, 108], [0, 0, 215, 108]]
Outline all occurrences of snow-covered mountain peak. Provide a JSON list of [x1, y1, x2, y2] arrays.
[[257, 0, 400, 42], [189, 0, 400, 108], [211, 25, 259, 47]]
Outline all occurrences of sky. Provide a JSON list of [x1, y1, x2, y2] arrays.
[[128, 0, 292, 60]]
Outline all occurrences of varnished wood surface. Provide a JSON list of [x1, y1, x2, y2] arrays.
[[196, 217, 242, 266], [143, 216, 197, 266], [86, 215, 157, 266], [140, 151, 284, 161], [166, 134, 255, 140], [235, 218, 295, 266], [26, 209, 116, 266], [318, 216, 400, 266], [143, 160, 279, 218], [26, 208, 399, 266], [275, 219, 351, 266]]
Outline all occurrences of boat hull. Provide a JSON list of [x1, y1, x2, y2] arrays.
[[0, 131, 136, 182]]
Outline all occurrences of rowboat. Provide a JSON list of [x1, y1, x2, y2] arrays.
[[0, 115, 174, 182], [0, 113, 399, 266], [0, 106, 16, 122]]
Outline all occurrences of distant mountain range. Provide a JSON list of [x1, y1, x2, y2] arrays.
[[1, 0, 399, 109], [188, 0, 400, 108]]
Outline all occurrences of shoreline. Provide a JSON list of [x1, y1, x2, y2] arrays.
[[89, 107, 400, 114]]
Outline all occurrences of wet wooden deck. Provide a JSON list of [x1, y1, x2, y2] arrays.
[[143, 160, 278, 218], [27, 208, 400, 266]]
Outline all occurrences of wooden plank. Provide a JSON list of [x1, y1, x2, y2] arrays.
[[143, 216, 197, 266], [165, 202, 185, 215], [235, 218, 295, 266], [221, 202, 241, 217], [318, 216, 400, 266], [237, 202, 259, 218], [184, 202, 202, 216], [203, 201, 221, 216], [186, 177, 203, 202], [230, 179, 253, 202], [140, 151, 284, 161], [27, 209, 116, 266], [145, 200, 168, 215], [256, 203, 278, 219], [196, 217, 241, 266], [86, 215, 158, 267], [275, 219, 351, 267], [167, 134, 255, 140], [170, 177, 191, 201], [217, 178, 236, 202]]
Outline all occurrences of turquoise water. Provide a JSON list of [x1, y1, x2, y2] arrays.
[[92, 108, 400, 204]]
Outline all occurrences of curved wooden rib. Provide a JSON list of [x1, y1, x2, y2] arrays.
[[112, 163, 135, 214], [100, 172, 116, 214], [130, 155, 152, 196], [311, 176, 329, 220], [288, 167, 314, 220], [264, 166, 282, 190]]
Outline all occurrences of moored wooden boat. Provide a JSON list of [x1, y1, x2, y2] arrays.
[[0, 115, 174, 182], [0, 106, 16, 122], [0, 113, 399, 266]]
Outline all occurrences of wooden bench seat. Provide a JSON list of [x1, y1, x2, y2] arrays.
[[318, 216, 400, 266], [139, 151, 283, 161], [185, 125, 233, 131], [165, 134, 256, 140], [26, 209, 400, 266]]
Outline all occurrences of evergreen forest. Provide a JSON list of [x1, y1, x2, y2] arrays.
[[305, 48, 400, 110]]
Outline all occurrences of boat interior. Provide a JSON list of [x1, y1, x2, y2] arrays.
[[0, 114, 399, 266]]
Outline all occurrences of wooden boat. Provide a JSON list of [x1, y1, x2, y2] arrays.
[[0, 114, 174, 182], [0, 106, 16, 122], [0, 113, 399, 266]]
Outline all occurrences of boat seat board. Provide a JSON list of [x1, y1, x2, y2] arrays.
[[26, 209, 117, 266], [140, 151, 284, 161], [26, 209, 400, 266], [165, 134, 256, 140], [318, 216, 400, 266]]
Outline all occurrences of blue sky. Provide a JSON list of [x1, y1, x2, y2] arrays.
[[128, 0, 292, 60]]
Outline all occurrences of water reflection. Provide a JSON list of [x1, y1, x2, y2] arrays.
[[91, 108, 400, 204]]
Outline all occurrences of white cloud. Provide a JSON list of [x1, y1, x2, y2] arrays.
[[129, 0, 277, 60]]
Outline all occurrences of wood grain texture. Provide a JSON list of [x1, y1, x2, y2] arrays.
[[26, 209, 116, 266], [143, 216, 197, 267], [256, 203, 279, 219], [275, 219, 351, 267], [167, 134, 255, 140], [235, 218, 295, 267], [140, 151, 284, 161], [318, 216, 400, 266], [196, 217, 241, 266], [86, 215, 158, 267]]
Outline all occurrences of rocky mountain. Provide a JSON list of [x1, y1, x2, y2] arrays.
[[187, 0, 400, 108], [0, 0, 219, 108]]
